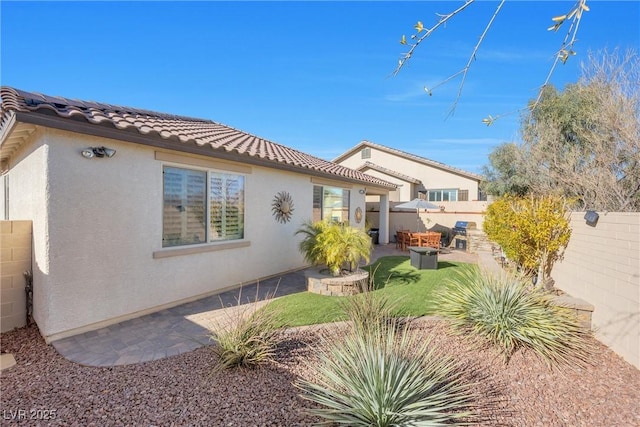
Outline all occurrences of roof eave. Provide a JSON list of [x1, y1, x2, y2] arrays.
[[337, 140, 482, 181], [9, 112, 395, 190], [331, 139, 368, 163]]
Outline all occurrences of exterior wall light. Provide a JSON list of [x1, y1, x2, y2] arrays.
[[584, 210, 599, 227], [81, 147, 116, 159]]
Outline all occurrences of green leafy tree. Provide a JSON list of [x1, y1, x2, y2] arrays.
[[482, 49, 639, 211], [484, 194, 572, 285], [481, 142, 530, 197], [519, 49, 640, 211]]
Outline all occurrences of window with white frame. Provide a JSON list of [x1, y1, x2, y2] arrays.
[[361, 147, 371, 159], [313, 185, 350, 223], [427, 189, 458, 202], [163, 166, 245, 247]]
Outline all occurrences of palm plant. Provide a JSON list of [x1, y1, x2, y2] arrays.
[[434, 266, 593, 366], [296, 219, 372, 276]]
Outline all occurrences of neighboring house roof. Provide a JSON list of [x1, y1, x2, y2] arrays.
[[0, 87, 396, 189], [358, 161, 422, 185], [333, 140, 483, 181]]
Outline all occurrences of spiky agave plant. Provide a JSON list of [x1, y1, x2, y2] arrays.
[[435, 266, 593, 366], [297, 321, 476, 426]]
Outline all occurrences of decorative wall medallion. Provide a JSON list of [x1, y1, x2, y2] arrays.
[[272, 191, 295, 223], [355, 207, 363, 224]]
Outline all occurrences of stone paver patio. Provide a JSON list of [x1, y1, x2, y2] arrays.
[[50, 244, 485, 367]]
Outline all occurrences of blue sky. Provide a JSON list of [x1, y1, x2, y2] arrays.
[[1, 1, 638, 174]]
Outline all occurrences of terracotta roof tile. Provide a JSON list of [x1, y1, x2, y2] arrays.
[[359, 161, 422, 184], [0, 86, 395, 189], [333, 140, 483, 181]]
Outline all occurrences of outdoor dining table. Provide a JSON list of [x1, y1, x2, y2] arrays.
[[412, 232, 441, 249]]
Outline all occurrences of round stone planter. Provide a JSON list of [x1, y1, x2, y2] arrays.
[[305, 269, 370, 296]]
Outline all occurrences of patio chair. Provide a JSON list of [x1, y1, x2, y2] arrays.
[[395, 230, 410, 250], [422, 232, 442, 251], [405, 232, 420, 250]]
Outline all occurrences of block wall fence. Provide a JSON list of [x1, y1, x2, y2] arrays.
[[551, 212, 639, 370], [1, 221, 32, 333]]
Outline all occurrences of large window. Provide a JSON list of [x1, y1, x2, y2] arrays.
[[163, 166, 245, 247], [313, 185, 350, 222], [427, 189, 458, 202]]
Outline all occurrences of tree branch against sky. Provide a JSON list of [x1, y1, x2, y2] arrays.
[[394, 0, 590, 124], [483, 48, 640, 212]]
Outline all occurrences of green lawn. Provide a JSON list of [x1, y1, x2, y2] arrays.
[[270, 256, 478, 328]]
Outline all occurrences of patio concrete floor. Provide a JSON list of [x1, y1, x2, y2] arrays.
[[49, 244, 492, 367]]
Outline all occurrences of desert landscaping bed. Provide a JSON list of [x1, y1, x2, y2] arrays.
[[1, 319, 639, 426]]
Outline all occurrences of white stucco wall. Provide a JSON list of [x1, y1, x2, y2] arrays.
[[359, 169, 412, 201], [5, 133, 51, 328], [338, 147, 480, 201], [7, 128, 368, 341], [1, 174, 6, 220]]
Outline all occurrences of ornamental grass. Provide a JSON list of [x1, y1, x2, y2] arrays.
[[209, 286, 284, 371]]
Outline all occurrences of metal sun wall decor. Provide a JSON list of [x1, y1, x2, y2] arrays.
[[272, 191, 295, 223]]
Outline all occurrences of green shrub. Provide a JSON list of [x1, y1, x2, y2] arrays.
[[435, 266, 593, 366], [296, 219, 372, 276], [297, 321, 476, 426], [210, 288, 284, 370]]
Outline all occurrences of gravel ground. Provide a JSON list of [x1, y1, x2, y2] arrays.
[[2, 319, 639, 426]]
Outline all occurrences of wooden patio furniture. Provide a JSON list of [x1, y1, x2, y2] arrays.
[[404, 232, 420, 251], [395, 230, 410, 251], [420, 232, 441, 251]]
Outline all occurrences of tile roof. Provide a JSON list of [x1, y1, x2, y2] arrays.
[[359, 162, 422, 184], [333, 140, 483, 181], [0, 87, 396, 189]]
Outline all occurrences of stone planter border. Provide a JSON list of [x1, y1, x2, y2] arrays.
[[305, 269, 369, 296]]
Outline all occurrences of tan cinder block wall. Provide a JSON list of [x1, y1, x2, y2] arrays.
[[0, 221, 32, 332], [366, 211, 486, 232], [551, 212, 640, 369]]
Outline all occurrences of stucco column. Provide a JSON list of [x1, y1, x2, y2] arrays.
[[378, 194, 389, 244]]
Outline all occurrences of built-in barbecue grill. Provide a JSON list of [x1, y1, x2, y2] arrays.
[[452, 221, 477, 237]]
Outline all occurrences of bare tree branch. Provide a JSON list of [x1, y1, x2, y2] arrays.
[[447, 0, 505, 117], [392, 1, 591, 124], [531, 0, 590, 112], [392, 0, 474, 77]]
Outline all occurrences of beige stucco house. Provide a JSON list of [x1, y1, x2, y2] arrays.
[[333, 140, 484, 203], [0, 87, 395, 342]]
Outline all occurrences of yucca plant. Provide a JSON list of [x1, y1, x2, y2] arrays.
[[435, 266, 593, 366], [296, 219, 372, 276], [210, 286, 284, 371], [297, 321, 476, 426]]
